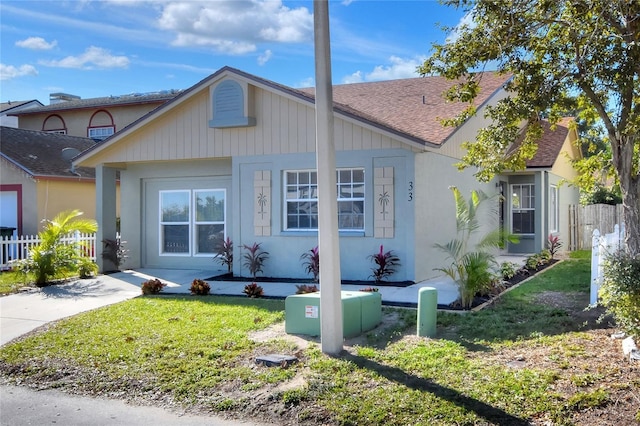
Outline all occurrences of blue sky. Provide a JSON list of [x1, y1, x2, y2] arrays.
[[1, 1, 468, 104]]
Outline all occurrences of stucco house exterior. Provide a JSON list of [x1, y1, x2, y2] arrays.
[[10, 91, 180, 141], [74, 66, 580, 281], [0, 126, 120, 237]]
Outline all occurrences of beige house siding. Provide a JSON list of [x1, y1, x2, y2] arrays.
[[413, 151, 495, 281], [78, 83, 424, 167], [35, 178, 120, 224], [18, 104, 165, 138]]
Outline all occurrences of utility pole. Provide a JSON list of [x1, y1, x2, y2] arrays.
[[314, 0, 343, 355]]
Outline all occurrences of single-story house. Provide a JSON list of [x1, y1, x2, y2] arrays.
[[0, 126, 120, 237], [74, 66, 580, 281]]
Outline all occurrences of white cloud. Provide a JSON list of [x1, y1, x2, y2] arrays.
[[293, 77, 314, 88], [15, 37, 57, 50], [40, 46, 130, 69], [446, 9, 476, 43], [342, 71, 363, 84], [257, 49, 272, 66], [341, 56, 424, 83], [0, 63, 38, 80], [157, 1, 313, 55]]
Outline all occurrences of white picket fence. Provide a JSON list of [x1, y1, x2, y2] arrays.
[[0, 232, 97, 270], [590, 223, 626, 304]]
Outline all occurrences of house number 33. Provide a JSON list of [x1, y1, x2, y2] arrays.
[[408, 181, 414, 201]]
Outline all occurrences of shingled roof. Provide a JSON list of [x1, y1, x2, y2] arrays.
[[525, 117, 574, 168], [9, 91, 181, 115], [300, 72, 510, 145], [0, 126, 96, 179]]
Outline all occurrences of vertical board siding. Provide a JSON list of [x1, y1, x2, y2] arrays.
[[87, 84, 430, 165], [571, 203, 624, 250]]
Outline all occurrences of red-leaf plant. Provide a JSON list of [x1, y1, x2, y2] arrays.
[[369, 245, 400, 283], [300, 246, 320, 282]]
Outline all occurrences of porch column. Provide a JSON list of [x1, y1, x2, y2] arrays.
[[96, 164, 118, 272], [535, 172, 544, 252]]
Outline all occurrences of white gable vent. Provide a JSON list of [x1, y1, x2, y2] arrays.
[[209, 79, 256, 128]]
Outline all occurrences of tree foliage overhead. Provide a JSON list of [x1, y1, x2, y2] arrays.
[[419, 0, 640, 254]]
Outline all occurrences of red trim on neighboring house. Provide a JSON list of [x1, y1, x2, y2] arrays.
[[88, 109, 115, 127], [42, 114, 67, 133], [0, 184, 23, 234]]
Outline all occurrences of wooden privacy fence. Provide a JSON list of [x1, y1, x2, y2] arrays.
[[0, 232, 97, 270], [590, 223, 625, 305], [568, 204, 624, 250]]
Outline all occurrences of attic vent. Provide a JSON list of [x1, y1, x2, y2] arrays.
[[209, 79, 256, 128]]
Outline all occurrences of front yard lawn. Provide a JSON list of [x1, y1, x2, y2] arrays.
[[1, 258, 638, 425]]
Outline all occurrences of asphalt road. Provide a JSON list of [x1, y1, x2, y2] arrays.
[[0, 385, 263, 426]]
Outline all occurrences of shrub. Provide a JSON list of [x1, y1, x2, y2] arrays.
[[243, 282, 264, 298], [190, 279, 210, 295], [77, 258, 98, 278], [295, 284, 318, 294], [300, 246, 320, 282], [600, 250, 640, 338], [547, 234, 562, 259], [213, 237, 233, 273], [17, 210, 98, 286], [101, 237, 128, 271], [369, 245, 400, 282], [500, 261, 518, 280], [242, 243, 269, 280], [434, 187, 517, 308], [141, 279, 165, 295]]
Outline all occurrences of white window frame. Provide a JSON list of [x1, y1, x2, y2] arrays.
[[284, 168, 365, 232], [159, 189, 226, 256], [550, 185, 559, 233], [511, 183, 535, 235], [88, 126, 115, 141]]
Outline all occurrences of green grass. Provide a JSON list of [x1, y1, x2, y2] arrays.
[[0, 270, 33, 295], [1, 258, 629, 425]]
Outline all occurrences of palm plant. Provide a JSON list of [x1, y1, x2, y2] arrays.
[[18, 210, 98, 286], [434, 187, 517, 308]]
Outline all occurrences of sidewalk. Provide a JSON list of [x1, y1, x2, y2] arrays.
[[109, 268, 460, 307]]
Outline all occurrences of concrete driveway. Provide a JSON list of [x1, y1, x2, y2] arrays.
[[0, 275, 140, 346]]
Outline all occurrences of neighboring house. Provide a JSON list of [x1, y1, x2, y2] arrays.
[[0, 100, 44, 127], [0, 126, 120, 237], [500, 117, 581, 253], [74, 66, 580, 281], [10, 91, 180, 141]]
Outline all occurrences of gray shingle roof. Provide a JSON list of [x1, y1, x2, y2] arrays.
[[300, 72, 510, 145], [9, 91, 181, 115], [0, 126, 96, 178]]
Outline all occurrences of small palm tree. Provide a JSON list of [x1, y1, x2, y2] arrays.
[[19, 210, 98, 286], [434, 187, 517, 308]]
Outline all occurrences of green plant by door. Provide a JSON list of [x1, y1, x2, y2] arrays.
[[434, 187, 517, 308]]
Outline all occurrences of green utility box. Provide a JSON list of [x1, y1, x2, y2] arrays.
[[285, 291, 382, 338]]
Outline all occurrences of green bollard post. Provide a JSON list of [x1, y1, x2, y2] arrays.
[[417, 287, 437, 337]]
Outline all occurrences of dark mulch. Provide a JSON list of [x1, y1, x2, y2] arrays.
[[205, 273, 414, 287]]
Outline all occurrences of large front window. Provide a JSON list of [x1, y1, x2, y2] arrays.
[[285, 168, 365, 231], [511, 184, 535, 235], [160, 189, 225, 255]]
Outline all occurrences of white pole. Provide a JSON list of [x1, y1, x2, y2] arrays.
[[314, 0, 343, 354]]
